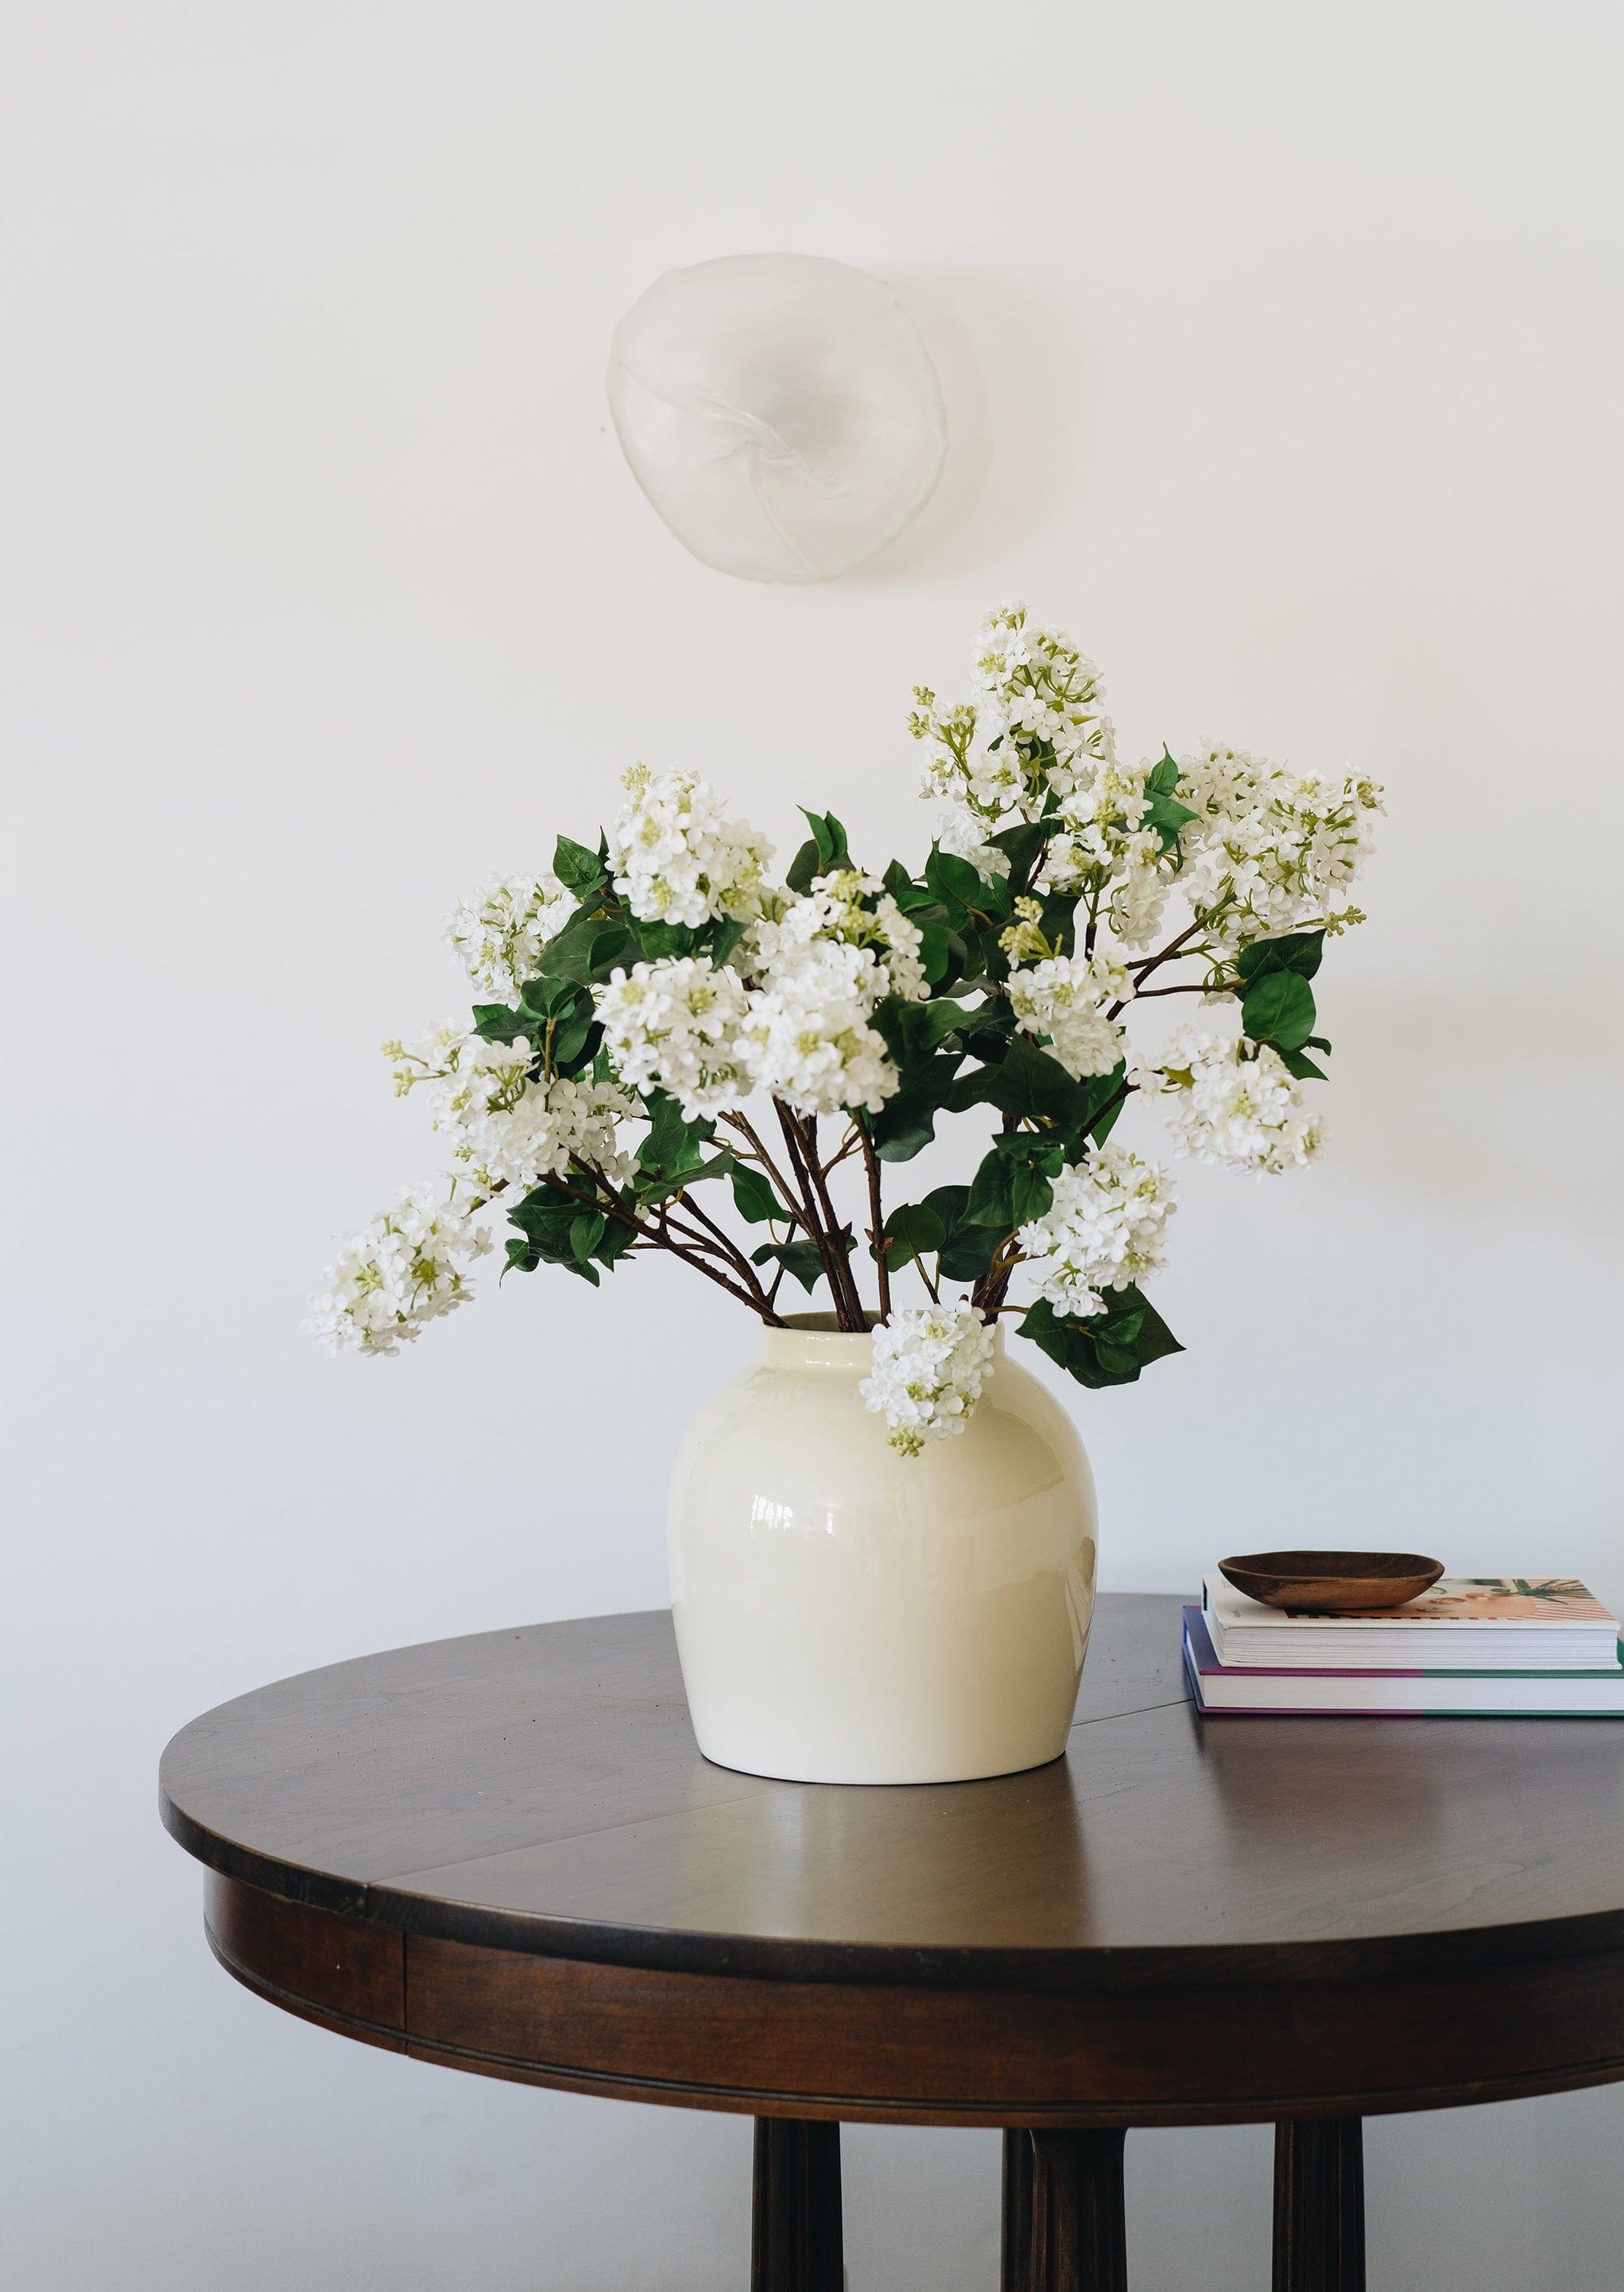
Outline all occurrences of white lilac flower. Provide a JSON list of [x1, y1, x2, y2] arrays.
[[750, 871, 929, 1005], [967, 603, 1116, 793], [932, 804, 1010, 880], [306, 1182, 491, 1356], [595, 956, 751, 1119], [446, 872, 572, 1003], [1138, 1027, 1325, 1173], [387, 1027, 634, 1192], [741, 940, 899, 1116], [912, 603, 1117, 866], [1037, 754, 1180, 952], [1176, 745, 1383, 952], [607, 765, 773, 929], [1017, 1146, 1176, 1320], [860, 1303, 998, 1457], [1006, 951, 1130, 1081]]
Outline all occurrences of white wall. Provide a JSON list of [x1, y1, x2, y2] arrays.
[[4, 1, 1622, 2284]]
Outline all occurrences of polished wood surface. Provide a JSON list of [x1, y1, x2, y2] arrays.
[[164, 1596, 1624, 2125], [1273, 2120, 1365, 2292], [751, 2121, 842, 2292], [1002, 2130, 1127, 2292]]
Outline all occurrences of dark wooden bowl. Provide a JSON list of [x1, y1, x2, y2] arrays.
[[1218, 1549, 1445, 1612]]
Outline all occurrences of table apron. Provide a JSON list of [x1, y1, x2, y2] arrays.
[[204, 1872, 1624, 2129]]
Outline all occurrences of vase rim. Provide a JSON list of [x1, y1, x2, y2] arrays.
[[760, 1313, 1006, 1371]]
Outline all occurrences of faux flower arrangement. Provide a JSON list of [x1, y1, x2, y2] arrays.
[[310, 604, 1382, 1454]]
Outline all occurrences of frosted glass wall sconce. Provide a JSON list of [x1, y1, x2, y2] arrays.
[[607, 253, 947, 584]]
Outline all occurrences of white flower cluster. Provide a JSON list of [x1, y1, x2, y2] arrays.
[[596, 956, 751, 1121], [446, 872, 571, 1003], [590, 870, 919, 1121], [967, 603, 1117, 796], [386, 1027, 634, 1193], [861, 1304, 997, 1456], [911, 605, 1181, 949], [1006, 950, 1130, 1080], [742, 941, 897, 1115], [1138, 1027, 1325, 1173], [608, 765, 773, 928], [1017, 1146, 1176, 1319], [1037, 754, 1180, 951], [1176, 746, 1383, 952], [912, 603, 1118, 873], [751, 871, 929, 1005], [306, 1183, 490, 1356]]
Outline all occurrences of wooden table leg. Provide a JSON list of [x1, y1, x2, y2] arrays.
[[1002, 2128, 1128, 2292], [1273, 2119, 1365, 2292], [752, 2119, 842, 2292]]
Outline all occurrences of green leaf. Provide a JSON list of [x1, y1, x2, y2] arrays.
[[1018, 1287, 1184, 1390], [636, 1090, 715, 1183], [552, 834, 607, 897], [924, 845, 1012, 925], [916, 918, 953, 985], [517, 975, 587, 1023], [549, 1011, 600, 1072], [1076, 1061, 1129, 1147], [1240, 968, 1317, 1053], [538, 912, 635, 986], [707, 918, 749, 969], [1142, 749, 1200, 853], [919, 1184, 1003, 1283], [729, 1163, 782, 1224], [595, 1215, 639, 1269], [750, 1237, 849, 1294], [632, 919, 700, 962], [1236, 929, 1325, 983], [472, 1003, 533, 1045], [808, 809, 850, 872], [1276, 1047, 1328, 1081], [966, 1134, 1064, 1228], [881, 859, 936, 916], [569, 1212, 606, 1262], [952, 1034, 1091, 1131], [987, 818, 1056, 890], [785, 807, 851, 894], [1130, 1291, 1184, 1368], [870, 1052, 967, 1162], [871, 995, 975, 1072], [880, 1201, 947, 1270], [506, 1183, 615, 1286]]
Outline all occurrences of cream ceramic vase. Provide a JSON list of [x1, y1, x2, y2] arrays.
[[669, 1315, 1099, 1785]]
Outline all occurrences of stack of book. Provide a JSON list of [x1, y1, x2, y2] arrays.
[[1184, 1576, 1624, 1717]]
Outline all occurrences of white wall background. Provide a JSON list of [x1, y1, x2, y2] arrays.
[[3, 0, 1622, 2284]]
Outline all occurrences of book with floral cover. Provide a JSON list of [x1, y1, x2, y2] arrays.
[[1202, 1575, 1621, 1672]]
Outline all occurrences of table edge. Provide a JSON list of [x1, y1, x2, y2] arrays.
[[159, 1774, 1624, 1994]]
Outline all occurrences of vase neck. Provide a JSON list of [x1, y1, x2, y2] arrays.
[[760, 1315, 1006, 1373]]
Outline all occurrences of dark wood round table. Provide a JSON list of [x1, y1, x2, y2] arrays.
[[160, 1594, 1624, 2291]]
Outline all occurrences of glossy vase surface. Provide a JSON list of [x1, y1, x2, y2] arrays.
[[669, 1316, 1099, 1785]]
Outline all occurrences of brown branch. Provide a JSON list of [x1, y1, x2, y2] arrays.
[[856, 1117, 891, 1322], [773, 1100, 853, 1321], [1109, 921, 1213, 1020], [668, 1192, 778, 1313], [716, 1111, 808, 1230], [781, 1107, 866, 1328], [800, 1112, 869, 1328], [1126, 919, 1206, 979], [552, 1168, 773, 1320]]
